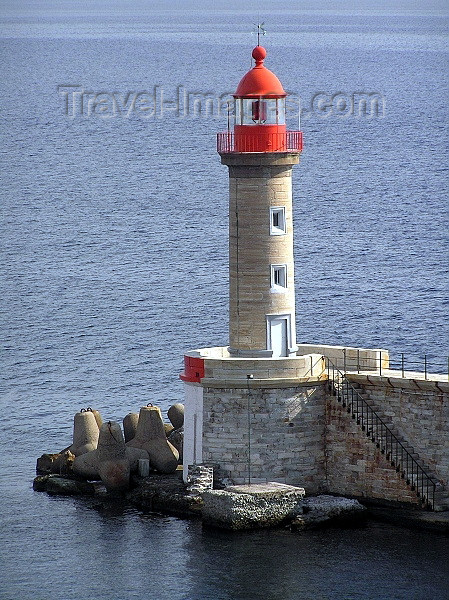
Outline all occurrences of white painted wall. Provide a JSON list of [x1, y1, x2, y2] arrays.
[[182, 382, 204, 482]]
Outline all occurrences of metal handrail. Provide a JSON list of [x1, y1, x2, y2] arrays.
[[217, 130, 303, 153], [337, 348, 448, 380], [327, 358, 437, 510], [300, 354, 326, 382]]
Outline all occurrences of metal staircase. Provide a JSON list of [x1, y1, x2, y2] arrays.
[[326, 359, 448, 511]]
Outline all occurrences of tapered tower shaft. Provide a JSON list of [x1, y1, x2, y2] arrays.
[[221, 153, 299, 356]]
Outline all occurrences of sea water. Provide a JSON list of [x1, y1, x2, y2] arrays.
[[1, 3, 448, 599]]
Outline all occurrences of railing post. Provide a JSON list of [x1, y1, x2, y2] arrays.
[[357, 349, 360, 373], [379, 351, 382, 376], [424, 354, 427, 380], [310, 355, 313, 377], [401, 353, 405, 378], [343, 348, 346, 373]]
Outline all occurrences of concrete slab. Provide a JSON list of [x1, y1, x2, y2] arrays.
[[202, 482, 305, 530], [225, 482, 303, 496]]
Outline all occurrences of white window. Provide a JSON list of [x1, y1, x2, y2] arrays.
[[270, 207, 286, 235], [271, 264, 287, 289]]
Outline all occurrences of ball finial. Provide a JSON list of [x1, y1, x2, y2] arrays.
[[252, 46, 267, 65]]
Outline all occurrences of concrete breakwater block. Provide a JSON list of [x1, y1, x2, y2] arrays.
[[127, 406, 179, 474], [96, 421, 130, 492], [290, 495, 367, 530], [164, 423, 175, 437], [73, 421, 148, 491], [98, 458, 130, 493], [167, 403, 184, 430], [168, 427, 183, 463], [68, 410, 100, 457], [89, 408, 103, 429], [123, 413, 139, 443], [202, 482, 305, 530]]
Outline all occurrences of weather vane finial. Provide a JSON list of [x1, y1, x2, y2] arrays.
[[252, 22, 266, 46]]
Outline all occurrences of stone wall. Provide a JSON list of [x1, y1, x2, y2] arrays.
[[325, 397, 421, 506], [202, 383, 327, 493], [197, 366, 448, 508], [346, 375, 449, 488], [296, 343, 389, 371]]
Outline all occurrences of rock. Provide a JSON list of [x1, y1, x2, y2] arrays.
[[36, 451, 75, 475], [202, 482, 305, 530], [123, 412, 139, 443], [290, 495, 367, 530], [33, 475, 96, 496], [128, 471, 202, 517], [68, 410, 100, 456], [33, 475, 51, 492], [167, 403, 184, 430], [167, 427, 183, 463], [186, 464, 213, 497], [127, 406, 179, 474]]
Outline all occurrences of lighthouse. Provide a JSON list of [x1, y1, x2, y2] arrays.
[[176, 45, 449, 511], [218, 45, 302, 358], [180, 46, 327, 489]]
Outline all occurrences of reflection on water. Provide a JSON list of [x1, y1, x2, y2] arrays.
[[3, 488, 449, 600]]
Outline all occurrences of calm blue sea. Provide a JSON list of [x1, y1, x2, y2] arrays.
[[1, 3, 448, 599]]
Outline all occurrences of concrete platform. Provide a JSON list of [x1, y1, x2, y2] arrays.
[[202, 482, 305, 530], [225, 482, 303, 496]]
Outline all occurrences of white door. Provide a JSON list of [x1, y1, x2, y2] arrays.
[[270, 317, 288, 357]]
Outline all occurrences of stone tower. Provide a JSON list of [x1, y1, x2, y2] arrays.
[[180, 46, 323, 487], [221, 45, 302, 357]]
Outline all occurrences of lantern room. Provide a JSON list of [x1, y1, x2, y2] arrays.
[[217, 46, 303, 154], [234, 46, 286, 127]]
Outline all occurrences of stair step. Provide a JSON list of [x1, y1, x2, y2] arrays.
[[332, 373, 446, 512]]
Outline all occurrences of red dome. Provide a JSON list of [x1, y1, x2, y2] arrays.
[[234, 46, 286, 98]]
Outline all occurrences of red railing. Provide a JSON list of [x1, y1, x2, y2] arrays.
[[217, 130, 303, 154]]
